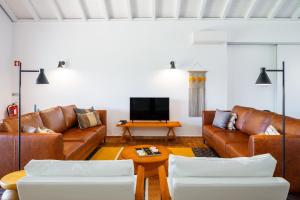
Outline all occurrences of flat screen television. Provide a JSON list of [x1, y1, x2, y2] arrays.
[[130, 97, 169, 121]]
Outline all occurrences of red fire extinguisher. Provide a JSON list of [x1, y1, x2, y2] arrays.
[[7, 103, 18, 118]]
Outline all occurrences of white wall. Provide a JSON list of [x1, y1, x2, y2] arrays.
[[11, 20, 300, 136], [276, 45, 300, 118], [227, 45, 277, 111], [0, 10, 13, 120]]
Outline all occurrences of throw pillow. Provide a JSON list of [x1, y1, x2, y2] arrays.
[[74, 106, 95, 114], [77, 111, 102, 129], [212, 109, 231, 129], [264, 125, 280, 135], [227, 112, 237, 130], [23, 125, 37, 133], [36, 127, 55, 134]]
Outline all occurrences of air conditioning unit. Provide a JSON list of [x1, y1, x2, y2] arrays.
[[192, 31, 227, 44]]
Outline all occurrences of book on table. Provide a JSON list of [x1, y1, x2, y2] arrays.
[[135, 147, 161, 157]]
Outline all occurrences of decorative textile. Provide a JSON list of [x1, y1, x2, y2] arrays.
[[227, 112, 237, 130], [36, 127, 55, 133], [192, 147, 219, 157], [212, 110, 231, 129], [188, 71, 206, 117], [264, 125, 280, 135], [77, 111, 102, 129], [23, 125, 37, 133], [74, 106, 95, 114]]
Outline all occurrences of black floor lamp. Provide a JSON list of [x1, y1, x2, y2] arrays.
[[255, 61, 286, 178], [14, 60, 49, 170]]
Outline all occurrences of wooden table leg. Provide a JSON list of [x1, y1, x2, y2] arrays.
[[127, 127, 133, 141], [166, 128, 176, 140], [171, 128, 176, 140], [121, 127, 133, 141], [166, 128, 171, 141]]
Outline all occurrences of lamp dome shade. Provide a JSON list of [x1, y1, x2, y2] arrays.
[[36, 68, 49, 84], [256, 67, 272, 85]]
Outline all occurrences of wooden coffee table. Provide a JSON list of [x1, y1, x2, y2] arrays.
[[120, 145, 171, 178]]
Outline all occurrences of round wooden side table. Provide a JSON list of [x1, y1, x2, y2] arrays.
[[0, 171, 25, 200], [121, 145, 171, 178]]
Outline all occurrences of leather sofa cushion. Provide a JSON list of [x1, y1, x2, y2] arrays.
[[232, 106, 254, 130], [213, 131, 249, 155], [39, 107, 67, 133], [226, 142, 249, 157], [3, 112, 44, 133], [272, 114, 300, 136], [62, 126, 105, 142], [60, 105, 77, 129], [202, 125, 222, 141], [242, 110, 273, 135], [63, 141, 84, 160]]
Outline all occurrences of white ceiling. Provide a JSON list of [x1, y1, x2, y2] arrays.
[[0, 0, 300, 22]]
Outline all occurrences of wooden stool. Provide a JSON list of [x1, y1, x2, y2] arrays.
[[0, 171, 26, 200]]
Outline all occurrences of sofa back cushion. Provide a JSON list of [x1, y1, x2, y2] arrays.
[[3, 112, 44, 133], [168, 154, 276, 178], [60, 105, 77, 129], [232, 106, 254, 130], [242, 110, 273, 135], [39, 107, 66, 133], [271, 114, 300, 136], [25, 160, 134, 177]]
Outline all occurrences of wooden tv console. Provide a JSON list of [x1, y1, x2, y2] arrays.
[[116, 121, 182, 140]]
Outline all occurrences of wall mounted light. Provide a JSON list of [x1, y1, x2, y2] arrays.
[[57, 61, 66, 68], [170, 61, 176, 69]]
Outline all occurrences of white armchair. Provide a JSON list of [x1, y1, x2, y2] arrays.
[[17, 160, 145, 200], [159, 154, 290, 200]]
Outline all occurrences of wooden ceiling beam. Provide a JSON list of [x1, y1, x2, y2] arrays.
[[21, 0, 39, 21], [175, 0, 181, 19], [244, 0, 258, 19], [268, 0, 285, 19], [126, 0, 132, 20], [78, 0, 87, 20], [198, 0, 207, 19], [0, 0, 17, 22], [49, 0, 63, 21], [291, 6, 300, 19], [101, 0, 109, 20], [221, 0, 232, 19], [152, 0, 156, 20]]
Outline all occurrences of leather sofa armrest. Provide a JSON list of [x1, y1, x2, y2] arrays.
[[158, 165, 171, 200], [202, 111, 216, 126], [0, 132, 64, 177], [20, 132, 64, 162], [96, 110, 107, 126], [248, 134, 300, 192], [248, 134, 300, 158], [135, 165, 145, 200]]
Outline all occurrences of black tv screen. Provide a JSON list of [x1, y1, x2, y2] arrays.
[[130, 97, 169, 121]]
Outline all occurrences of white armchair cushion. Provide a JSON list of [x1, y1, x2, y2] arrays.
[[25, 160, 134, 177], [168, 154, 276, 178], [170, 177, 289, 200]]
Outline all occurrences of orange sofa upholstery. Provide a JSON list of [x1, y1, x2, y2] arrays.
[[202, 105, 300, 193], [0, 105, 106, 178]]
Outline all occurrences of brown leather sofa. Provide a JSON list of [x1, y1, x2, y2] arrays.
[[202, 105, 300, 193], [0, 105, 106, 179]]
